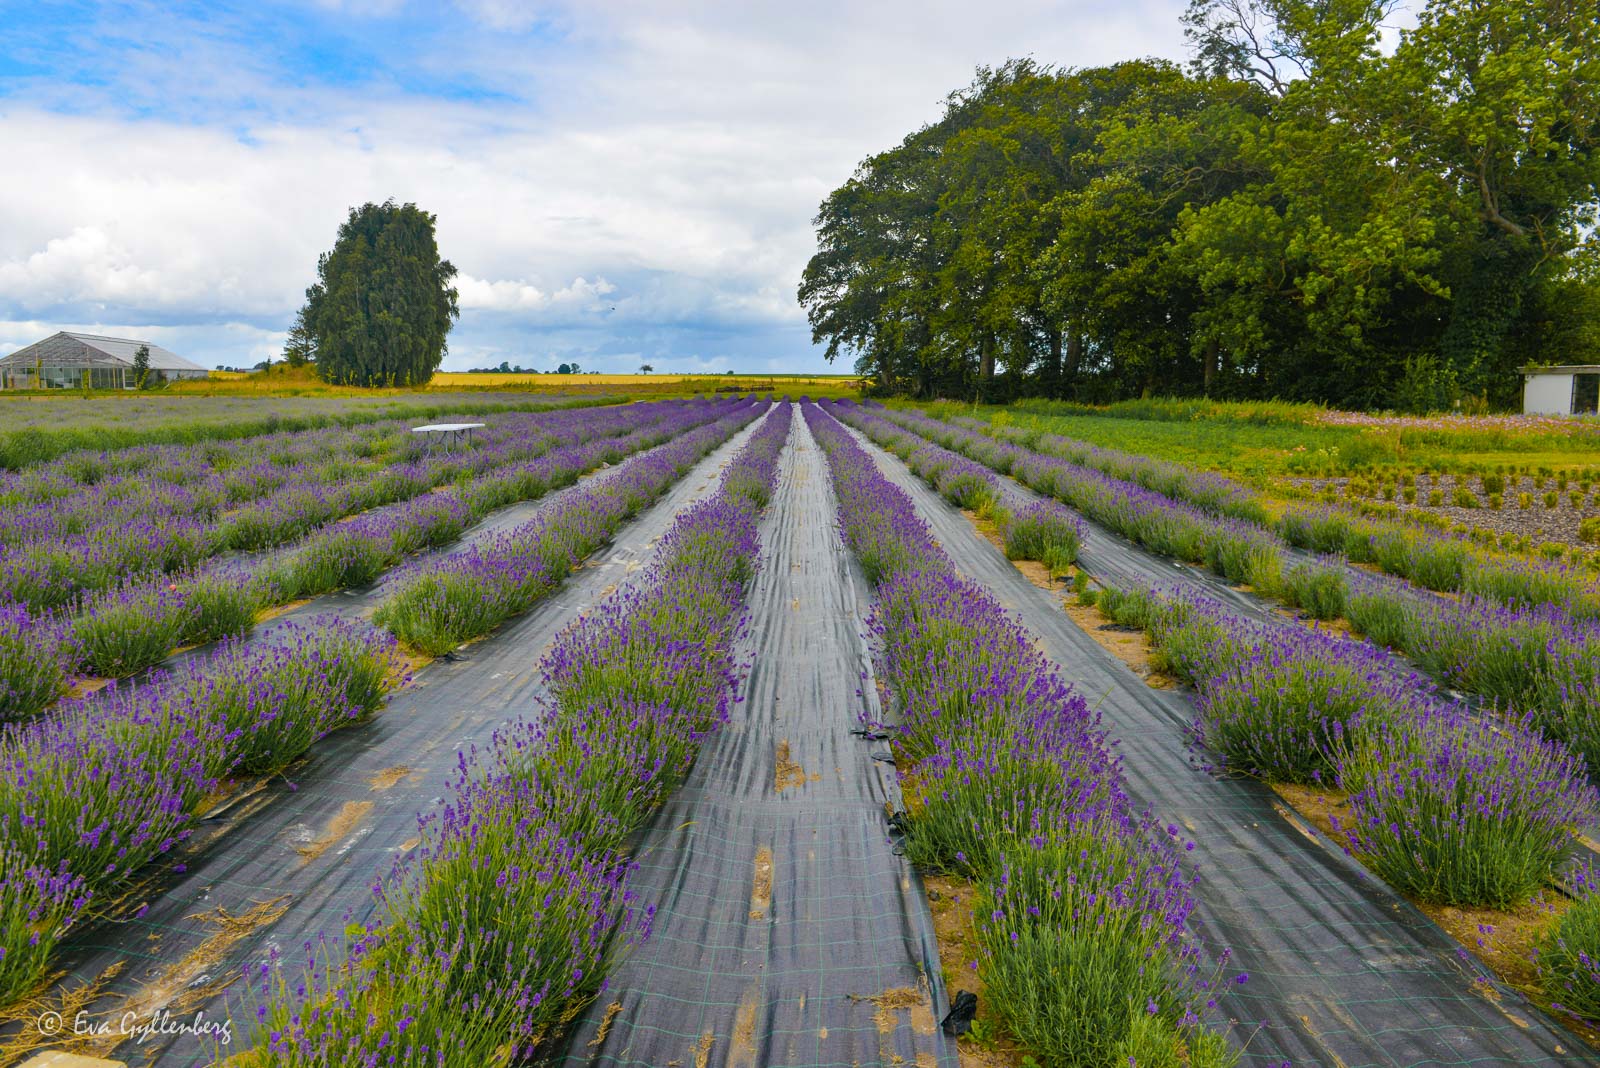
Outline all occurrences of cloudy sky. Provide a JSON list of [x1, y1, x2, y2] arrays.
[[0, 1, 1191, 374]]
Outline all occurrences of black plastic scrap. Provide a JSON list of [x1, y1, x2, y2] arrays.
[[940, 991, 978, 1038]]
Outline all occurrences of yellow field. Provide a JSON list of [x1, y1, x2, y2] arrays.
[[168, 367, 861, 398]]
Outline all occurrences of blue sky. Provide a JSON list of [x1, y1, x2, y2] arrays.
[[0, 1, 1189, 373]]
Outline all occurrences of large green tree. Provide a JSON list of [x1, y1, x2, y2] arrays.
[[302, 200, 460, 387], [802, 0, 1600, 410], [1395, 0, 1600, 402]]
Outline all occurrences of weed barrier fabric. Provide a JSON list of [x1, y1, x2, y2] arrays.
[[6, 413, 774, 1068], [563, 409, 957, 1068], [841, 421, 1580, 1067], [960, 422, 1600, 894]]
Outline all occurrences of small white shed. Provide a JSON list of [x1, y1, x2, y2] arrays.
[[1521, 365, 1600, 416]]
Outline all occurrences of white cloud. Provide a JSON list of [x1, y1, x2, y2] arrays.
[[455, 273, 615, 314], [0, 1, 1189, 372], [0, 228, 169, 307]]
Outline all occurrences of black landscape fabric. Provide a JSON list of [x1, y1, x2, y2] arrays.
[[845, 420, 1586, 1068], [561, 409, 958, 1068], [8, 418, 770, 1068]]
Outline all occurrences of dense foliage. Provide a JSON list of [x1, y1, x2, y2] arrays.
[[302, 200, 460, 387], [800, 0, 1600, 410]]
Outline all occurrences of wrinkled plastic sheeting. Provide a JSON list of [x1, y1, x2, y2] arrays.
[[561, 409, 957, 1068]]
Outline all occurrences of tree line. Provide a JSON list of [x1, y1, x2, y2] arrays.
[[799, 0, 1600, 410]]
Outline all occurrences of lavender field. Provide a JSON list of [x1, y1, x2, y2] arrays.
[[1, 396, 1598, 1068]]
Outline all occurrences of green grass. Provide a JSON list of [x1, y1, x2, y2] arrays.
[[927, 400, 1600, 483], [0, 393, 618, 469]]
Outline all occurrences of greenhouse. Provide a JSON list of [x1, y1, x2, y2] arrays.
[[0, 331, 208, 390]]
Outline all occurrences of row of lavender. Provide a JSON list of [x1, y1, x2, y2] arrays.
[[372, 399, 766, 655], [1095, 583, 1600, 1023], [0, 405, 595, 607], [962, 410, 1600, 619], [0, 399, 741, 721], [0, 399, 670, 613], [0, 618, 405, 1006], [845, 399, 1600, 1028], [803, 403, 1236, 1067], [247, 404, 793, 1065], [833, 402, 1600, 779], [0, 397, 613, 546], [891, 433, 1086, 575], [0, 403, 766, 1015]]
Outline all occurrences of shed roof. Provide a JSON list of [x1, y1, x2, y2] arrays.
[[0, 332, 206, 373], [1520, 365, 1600, 375]]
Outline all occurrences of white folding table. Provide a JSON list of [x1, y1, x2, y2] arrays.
[[411, 422, 486, 455]]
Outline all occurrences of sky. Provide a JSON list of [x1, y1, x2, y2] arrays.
[[0, 0, 1194, 374]]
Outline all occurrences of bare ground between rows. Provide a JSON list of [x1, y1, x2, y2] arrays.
[[0, 412, 774, 1068], [838, 419, 1580, 1068], [561, 408, 957, 1068]]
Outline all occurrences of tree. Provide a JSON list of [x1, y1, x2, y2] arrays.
[[556, 363, 572, 374], [301, 200, 459, 387], [1392, 0, 1600, 401], [639, 363, 654, 374], [132, 344, 152, 389], [802, 0, 1600, 408], [282, 307, 315, 368]]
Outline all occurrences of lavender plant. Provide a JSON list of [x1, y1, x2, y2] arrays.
[[1539, 862, 1600, 1022], [0, 850, 88, 1004], [69, 575, 190, 678], [0, 603, 69, 720], [976, 827, 1216, 1068], [1338, 711, 1596, 908], [1281, 558, 1349, 620], [1197, 636, 1422, 784], [997, 499, 1083, 573], [901, 704, 1123, 877]]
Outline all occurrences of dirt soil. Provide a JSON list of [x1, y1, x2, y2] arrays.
[[921, 874, 1031, 1068]]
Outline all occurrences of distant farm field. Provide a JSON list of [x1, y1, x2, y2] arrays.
[[169, 367, 861, 397], [431, 371, 858, 390], [0, 391, 614, 468]]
